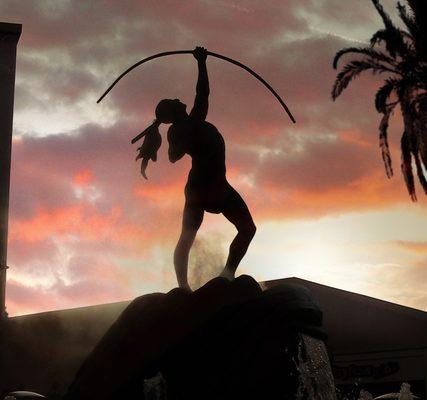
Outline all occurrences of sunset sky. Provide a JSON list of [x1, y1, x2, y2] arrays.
[[2, 0, 426, 316]]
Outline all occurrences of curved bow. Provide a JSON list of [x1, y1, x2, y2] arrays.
[[97, 50, 296, 124]]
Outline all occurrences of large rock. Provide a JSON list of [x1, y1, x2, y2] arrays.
[[64, 275, 336, 400]]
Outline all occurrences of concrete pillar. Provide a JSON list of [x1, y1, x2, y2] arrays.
[[0, 22, 22, 320]]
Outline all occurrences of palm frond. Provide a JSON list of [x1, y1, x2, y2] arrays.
[[397, 2, 418, 38], [417, 90, 427, 113], [370, 29, 388, 48], [406, 0, 424, 16], [406, 0, 427, 62], [333, 47, 396, 70], [413, 92, 427, 111], [370, 1, 411, 58], [399, 30, 416, 44], [414, 150, 427, 194], [379, 103, 397, 178], [401, 130, 417, 201], [332, 60, 394, 100], [406, 0, 427, 40], [414, 65, 427, 89], [372, 0, 396, 31], [331, 0, 426, 201], [375, 79, 399, 113], [371, 28, 413, 59]]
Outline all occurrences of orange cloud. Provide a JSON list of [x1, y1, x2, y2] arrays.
[[73, 169, 95, 186], [10, 205, 122, 242], [251, 168, 409, 220], [395, 241, 427, 255]]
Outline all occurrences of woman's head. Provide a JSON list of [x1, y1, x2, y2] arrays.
[[155, 99, 187, 123]]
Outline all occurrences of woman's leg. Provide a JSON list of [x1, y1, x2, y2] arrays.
[[174, 202, 204, 289], [220, 187, 256, 280]]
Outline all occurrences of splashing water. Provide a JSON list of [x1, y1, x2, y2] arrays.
[[189, 235, 225, 289], [295, 334, 337, 400]]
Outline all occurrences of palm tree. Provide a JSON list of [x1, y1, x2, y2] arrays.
[[332, 0, 427, 200]]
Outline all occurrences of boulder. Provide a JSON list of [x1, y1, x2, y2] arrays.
[[65, 275, 335, 400]]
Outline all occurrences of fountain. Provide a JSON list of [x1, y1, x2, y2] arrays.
[[64, 275, 337, 399]]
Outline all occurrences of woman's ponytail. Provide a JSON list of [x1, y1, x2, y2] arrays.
[[132, 119, 162, 179], [131, 119, 160, 144]]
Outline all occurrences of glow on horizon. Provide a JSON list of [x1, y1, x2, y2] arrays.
[[242, 205, 427, 309], [2, 0, 426, 316]]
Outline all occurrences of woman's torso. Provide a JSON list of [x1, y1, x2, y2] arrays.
[[172, 118, 227, 184]]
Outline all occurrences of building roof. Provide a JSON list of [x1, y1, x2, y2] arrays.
[[263, 277, 427, 354], [9, 276, 427, 354]]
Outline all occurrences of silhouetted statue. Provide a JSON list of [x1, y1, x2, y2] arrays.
[[133, 120, 162, 179], [133, 47, 256, 290]]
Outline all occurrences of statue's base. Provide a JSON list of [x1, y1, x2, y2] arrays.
[[65, 275, 336, 400]]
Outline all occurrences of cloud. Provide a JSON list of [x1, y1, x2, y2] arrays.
[[6, 267, 135, 316], [395, 241, 427, 255], [360, 259, 427, 311], [1, 0, 424, 315]]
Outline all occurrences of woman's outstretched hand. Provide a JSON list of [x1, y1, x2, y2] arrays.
[[193, 46, 208, 62]]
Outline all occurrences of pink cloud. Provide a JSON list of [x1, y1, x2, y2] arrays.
[[1, 0, 424, 315], [73, 169, 95, 186]]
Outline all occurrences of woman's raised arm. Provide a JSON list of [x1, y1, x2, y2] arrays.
[[190, 46, 209, 120]]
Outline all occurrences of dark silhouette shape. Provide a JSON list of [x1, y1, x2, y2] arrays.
[[133, 47, 257, 289], [64, 276, 333, 400], [132, 120, 162, 179], [97, 50, 296, 124], [332, 0, 427, 201]]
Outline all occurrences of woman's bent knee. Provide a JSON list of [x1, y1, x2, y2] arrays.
[[240, 222, 256, 240], [249, 223, 256, 239]]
